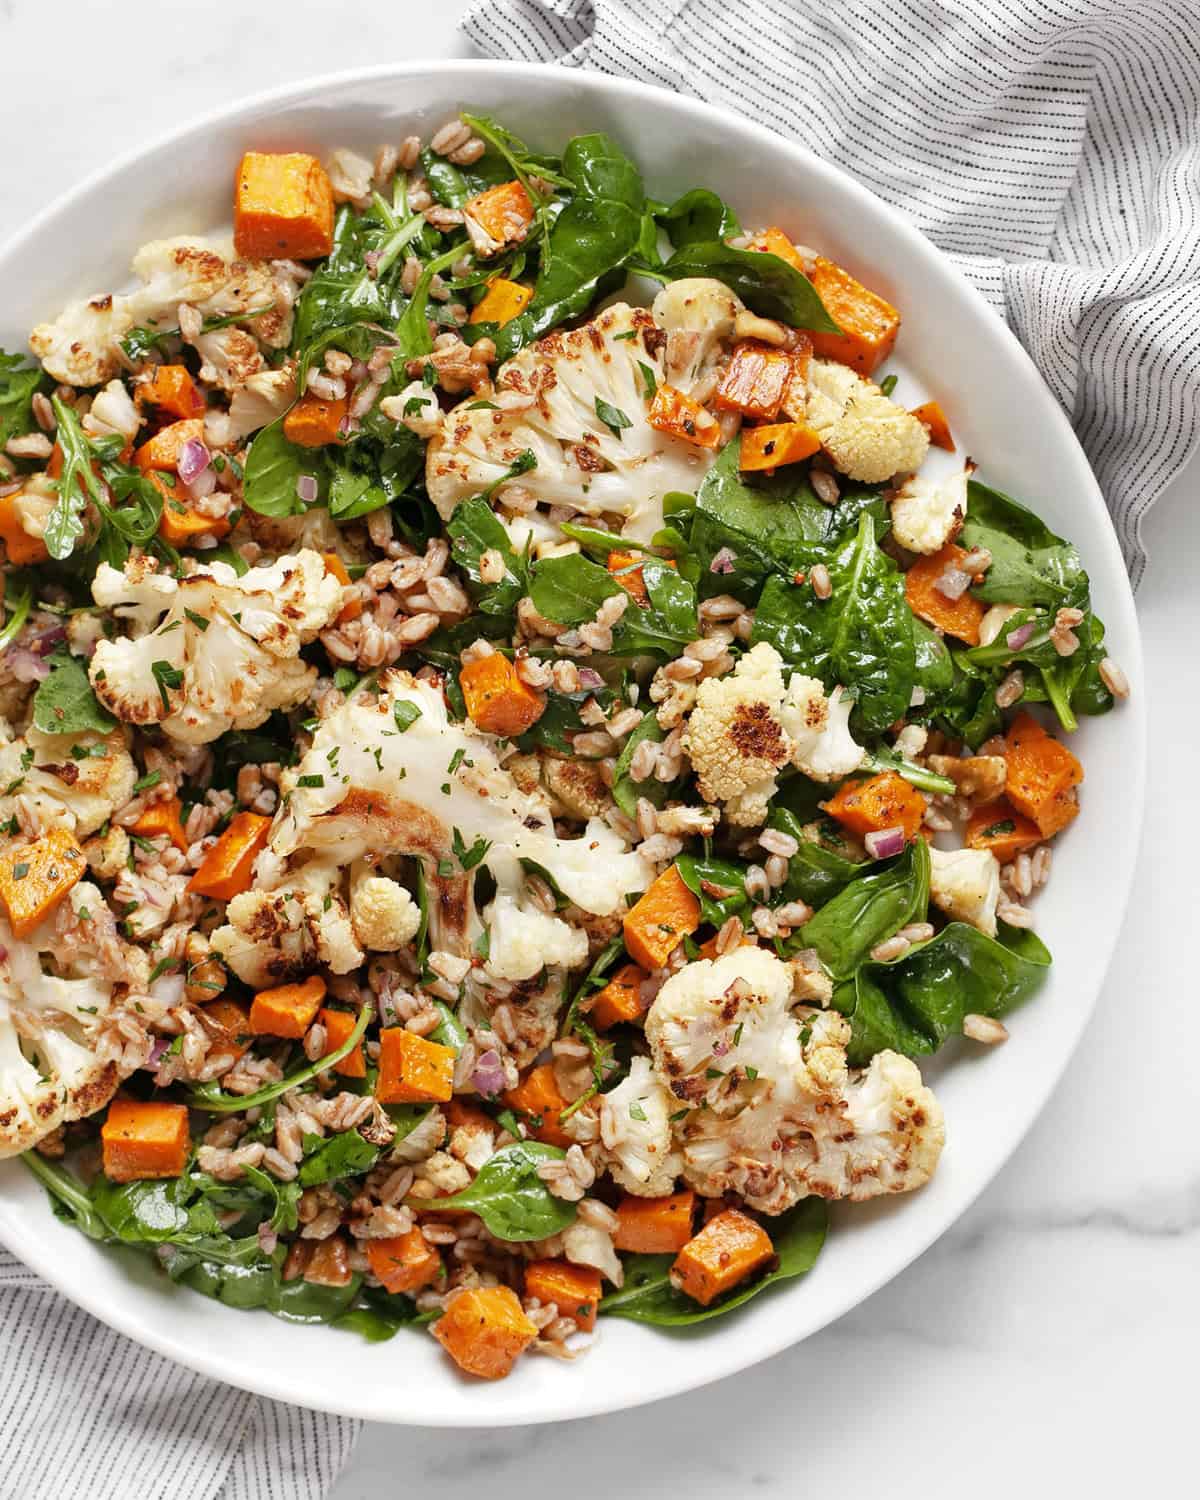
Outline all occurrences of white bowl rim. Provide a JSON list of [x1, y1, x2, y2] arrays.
[[0, 57, 1146, 1426]]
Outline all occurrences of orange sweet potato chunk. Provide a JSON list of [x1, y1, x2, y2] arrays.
[[822, 771, 927, 842], [130, 796, 189, 854], [502, 1063, 572, 1148], [432, 1285, 538, 1380], [283, 395, 347, 449], [965, 798, 1043, 863], [647, 385, 721, 448], [321, 551, 362, 623], [376, 1028, 455, 1104], [234, 152, 334, 261], [614, 1191, 696, 1254], [464, 181, 535, 245], [606, 551, 677, 607], [136, 364, 205, 420], [905, 543, 986, 645], [0, 828, 86, 939], [367, 1228, 443, 1294], [460, 653, 545, 737], [715, 341, 796, 421], [670, 1207, 774, 1306], [470, 278, 534, 326], [134, 418, 205, 474], [1003, 713, 1083, 837], [0, 492, 50, 565], [154, 472, 232, 548], [623, 865, 701, 970], [739, 421, 822, 472], [101, 1099, 190, 1183], [807, 256, 901, 376], [747, 226, 809, 273], [318, 1007, 367, 1079], [910, 399, 955, 452], [587, 961, 648, 1030], [187, 812, 272, 901], [524, 1259, 603, 1332], [250, 975, 327, 1039]]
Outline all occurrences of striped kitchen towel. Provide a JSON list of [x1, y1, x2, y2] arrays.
[[463, 0, 1200, 586], [0, 1248, 357, 1500]]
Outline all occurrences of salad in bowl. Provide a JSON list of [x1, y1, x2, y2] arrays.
[[0, 110, 1127, 1383]]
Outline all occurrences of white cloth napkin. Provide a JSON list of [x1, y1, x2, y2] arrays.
[[0, 1248, 359, 1499], [463, 0, 1200, 587]]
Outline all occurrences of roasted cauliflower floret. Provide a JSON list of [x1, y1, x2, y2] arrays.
[[88, 550, 341, 744], [645, 947, 944, 1211], [804, 359, 929, 483], [29, 236, 284, 387], [349, 867, 421, 953], [889, 461, 974, 555], [212, 860, 362, 988], [779, 676, 865, 783], [226, 365, 298, 443], [682, 642, 792, 826], [0, 725, 135, 838], [928, 846, 1002, 937], [651, 278, 743, 397], [425, 301, 719, 546], [598, 1054, 684, 1197], [0, 884, 151, 1158], [482, 880, 588, 983]]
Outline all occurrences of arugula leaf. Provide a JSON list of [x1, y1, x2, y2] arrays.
[[0, 349, 49, 449], [833, 921, 1052, 1066], [20, 1151, 109, 1240], [796, 838, 931, 979], [492, 134, 646, 359], [0, 573, 33, 651], [600, 1199, 827, 1325], [185, 1002, 372, 1112], [655, 243, 839, 331], [32, 651, 116, 736], [44, 396, 106, 559], [416, 1141, 577, 1242]]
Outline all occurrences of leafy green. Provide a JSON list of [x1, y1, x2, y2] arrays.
[[767, 808, 867, 907], [0, 573, 33, 652], [242, 417, 315, 518], [416, 1141, 577, 1242], [961, 480, 1088, 611], [492, 134, 646, 359], [655, 243, 838, 331], [656, 188, 741, 248], [676, 852, 751, 925], [796, 838, 931, 979], [43, 400, 163, 565], [611, 711, 666, 817], [529, 551, 697, 657], [31, 651, 115, 736], [752, 512, 915, 733], [0, 349, 48, 449], [447, 496, 530, 616], [298, 1129, 381, 1187], [600, 1199, 827, 1325], [861, 746, 956, 796], [833, 922, 1052, 1065]]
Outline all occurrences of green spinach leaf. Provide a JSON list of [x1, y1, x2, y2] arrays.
[[656, 189, 741, 248], [418, 1141, 577, 1242], [0, 350, 49, 449], [298, 1129, 381, 1187], [797, 838, 931, 979], [32, 651, 116, 736], [656, 243, 838, 332]]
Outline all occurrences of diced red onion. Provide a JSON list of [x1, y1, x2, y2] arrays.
[[295, 474, 319, 504], [712, 1039, 730, 1057], [33, 625, 67, 655], [349, 360, 369, 382], [471, 1049, 506, 1097], [577, 667, 604, 690], [710, 547, 737, 575], [142, 1036, 171, 1070], [7, 646, 51, 683], [1006, 622, 1035, 650], [185, 465, 217, 501], [864, 826, 906, 860], [177, 437, 211, 484], [933, 566, 972, 601]]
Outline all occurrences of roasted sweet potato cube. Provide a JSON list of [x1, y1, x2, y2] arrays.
[[587, 962, 648, 1030], [187, 812, 272, 901], [965, 798, 1044, 864], [318, 1007, 366, 1078], [606, 551, 677, 607], [234, 151, 335, 261], [101, 1099, 190, 1183], [464, 181, 535, 246], [432, 1285, 538, 1380], [524, 1259, 603, 1332], [747, 226, 809, 273], [807, 255, 901, 376], [822, 771, 927, 843], [134, 418, 205, 474], [0, 828, 85, 938], [250, 975, 327, 1039], [0, 492, 49, 565], [905, 543, 986, 645], [136, 364, 205, 420], [154, 472, 232, 547], [614, 1191, 696, 1254], [470, 278, 533, 326], [203, 998, 253, 1070], [646, 384, 721, 448], [367, 1228, 443, 1294], [715, 341, 794, 421], [460, 653, 545, 737], [910, 399, 955, 452], [670, 1207, 774, 1306], [321, 551, 362, 623], [129, 796, 189, 854], [283, 395, 347, 448], [739, 421, 822, 472], [376, 1028, 455, 1104], [502, 1063, 572, 1148], [623, 866, 701, 970], [1003, 713, 1083, 837]]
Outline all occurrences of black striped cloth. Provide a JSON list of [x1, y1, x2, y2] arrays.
[[464, 0, 1200, 587], [0, 1250, 358, 1498]]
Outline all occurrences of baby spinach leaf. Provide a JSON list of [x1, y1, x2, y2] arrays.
[[448, 495, 530, 616], [861, 746, 956, 796], [0, 349, 49, 449], [911, 618, 956, 704], [657, 243, 839, 332], [429, 999, 468, 1053], [418, 1141, 577, 1242], [600, 1198, 827, 1325], [492, 133, 646, 359], [961, 480, 1088, 611], [335, 1286, 426, 1342], [327, 465, 389, 522], [32, 651, 116, 736], [530, 550, 621, 626], [767, 807, 867, 908], [21, 1152, 111, 1241], [833, 921, 1052, 1066], [614, 558, 699, 657], [676, 852, 751, 925], [242, 417, 316, 517], [797, 837, 930, 979], [298, 1129, 381, 1187], [612, 711, 665, 817], [656, 188, 742, 248]]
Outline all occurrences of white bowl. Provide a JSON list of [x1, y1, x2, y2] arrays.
[[0, 61, 1145, 1426]]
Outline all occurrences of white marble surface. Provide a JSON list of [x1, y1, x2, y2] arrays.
[[2, 4, 1193, 1496]]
